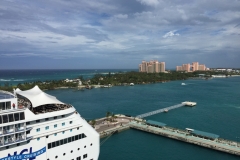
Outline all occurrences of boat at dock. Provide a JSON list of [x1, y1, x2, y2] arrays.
[[73, 87, 85, 91], [86, 85, 92, 89], [103, 84, 112, 88], [94, 85, 101, 88]]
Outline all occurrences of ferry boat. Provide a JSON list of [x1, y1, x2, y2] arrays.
[[182, 101, 197, 106], [0, 86, 99, 160]]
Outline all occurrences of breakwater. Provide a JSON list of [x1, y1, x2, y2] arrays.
[[99, 125, 130, 138], [97, 115, 240, 156], [95, 115, 240, 156], [96, 100, 240, 157], [129, 121, 240, 156]]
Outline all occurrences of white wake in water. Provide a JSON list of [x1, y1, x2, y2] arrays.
[[0, 79, 25, 81]]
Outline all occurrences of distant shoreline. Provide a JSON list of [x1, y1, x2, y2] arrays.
[[1, 71, 239, 92], [39, 75, 240, 91]]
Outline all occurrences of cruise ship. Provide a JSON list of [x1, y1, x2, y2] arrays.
[[0, 86, 100, 160]]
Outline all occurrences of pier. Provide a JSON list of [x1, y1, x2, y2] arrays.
[[95, 101, 240, 156], [99, 125, 130, 138], [94, 115, 133, 138], [129, 121, 240, 156], [136, 101, 196, 118]]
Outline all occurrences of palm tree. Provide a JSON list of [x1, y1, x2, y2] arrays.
[[106, 111, 111, 118], [91, 120, 96, 126], [111, 114, 117, 122]]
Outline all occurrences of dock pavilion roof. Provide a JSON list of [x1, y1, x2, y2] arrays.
[[146, 120, 166, 127], [192, 130, 219, 139], [15, 85, 64, 108]]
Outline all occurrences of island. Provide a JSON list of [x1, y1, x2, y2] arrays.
[[0, 70, 239, 91]]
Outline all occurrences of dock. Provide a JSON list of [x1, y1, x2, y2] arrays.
[[136, 101, 197, 118], [99, 124, 130, 138], [96, 101, 240, 156], [129, 121, 240, 156], [93, 114, 132, 138]]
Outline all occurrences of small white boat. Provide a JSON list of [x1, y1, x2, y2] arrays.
[[181, 83, 186, 85], [130, 83, 134, 86], [182, 101, 197, 106], [94, 85, 101, 88], [164, 109, 168, 113], [103, 84, 112, 88]]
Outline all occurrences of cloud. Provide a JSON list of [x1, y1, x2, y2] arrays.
[[1, 53, 43, 57], [0, 0, 240, 69], [136, 0, 160, 7], [163, 30, 180, 38], [114, 14, 128, 19]]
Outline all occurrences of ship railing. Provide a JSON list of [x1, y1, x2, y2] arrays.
[[0, 138, 3, 145], [3, 129, 7, 134], [0, 90, 16, 98], [0, 136, 32, 148], [4, 138, 14, 145], [2, 128, 15, 134], [15, 127, 24, 132], [15, 136, 25, 142], [0, 95, 14, 99], [1, 125, 26, 136]]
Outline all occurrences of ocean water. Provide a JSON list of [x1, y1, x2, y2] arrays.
[[45, 76, 240, 160], [1, 70, 240, 159], [0, 69, 136, 85]]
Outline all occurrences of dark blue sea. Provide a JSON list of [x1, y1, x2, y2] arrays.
[[1, 70, 240, 160], [0, 69, 136, 85]]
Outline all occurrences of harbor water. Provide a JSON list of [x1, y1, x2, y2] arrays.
[[0, 69, 135, 85], [1, 70, 240, 159], [47, 77, 240, 160]]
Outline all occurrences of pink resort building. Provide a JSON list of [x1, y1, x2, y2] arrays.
[[139, 60, 165, 73], [176, 62, 206, 72]]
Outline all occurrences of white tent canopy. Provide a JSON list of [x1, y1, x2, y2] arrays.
[[15, 85, 64, 108]]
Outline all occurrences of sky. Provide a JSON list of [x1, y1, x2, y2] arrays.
[[0, 0, 240, 69]]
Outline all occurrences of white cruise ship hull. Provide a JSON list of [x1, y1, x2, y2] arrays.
[[0, 86, 100, 160]]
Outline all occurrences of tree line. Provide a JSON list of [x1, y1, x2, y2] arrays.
[[89, 71, 213, 85], [0, 70, 236, 91], [0, 80, 78, 91]]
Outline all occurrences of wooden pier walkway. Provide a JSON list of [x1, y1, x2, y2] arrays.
[[136, 101, 196, 119]]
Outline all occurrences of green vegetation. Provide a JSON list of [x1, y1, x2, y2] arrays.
[[91, 70, 240, 86], [106, 111, 112, 118], [89, 119, 96, 126], [105, 111, 117, 122], [90, 71, 202, 85], [0, 82, 12, 91], [0, 80, 78, 91], [0, 70, 238, 92]]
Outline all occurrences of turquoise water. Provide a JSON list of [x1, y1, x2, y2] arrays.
[[45, 77, 240, 160], [2, 70, 239, 159], [0, 69, 136, 85]]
